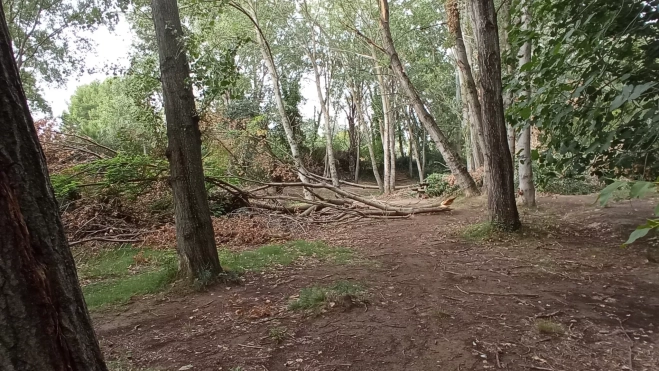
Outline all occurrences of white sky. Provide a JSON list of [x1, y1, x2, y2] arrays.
[[41, 18, 323, 122]]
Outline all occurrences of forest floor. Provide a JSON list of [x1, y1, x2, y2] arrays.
[[88, 191, 659, 371]]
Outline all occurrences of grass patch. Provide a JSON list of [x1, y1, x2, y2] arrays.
[[76, 245, 177, 310], [219, 240, 354, 273], [268, 326, 288, 344], [536, 319, 565, 335], [288, 280, 366, 311], [462, 222, 494, 240]]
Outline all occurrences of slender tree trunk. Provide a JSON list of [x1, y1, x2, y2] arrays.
[[307, 41, 339, 187], [354, 84, 383, 192], [252, 21, 312, 199], [152, 0, 222, 279], [372, 45, 393, 194], [0, 4, 108, 369], [388, 84, 396, 190], [447, 0, 488, 176], [500, 0, 516, 170], [421, 130, 427, 178], [379, 0, 479, 196], [406, 106, 424, 182], [470, 0, 521, 230], [517, 0, 536, 207], [354, 126, 361, 182]]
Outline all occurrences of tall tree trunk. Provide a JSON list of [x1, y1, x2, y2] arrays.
[[354, 126, 361, 182], [379, 0, 479, 196], [470, 0, 521, 230], [406, 106, 424, 182], [388, 83, 396, 190], [447, 0, 488, 176], [308, 43, 340, 187], [517, 0, 536, 207], [249, 17, 312, 199], [354, 84, 383, 192], [0, 4, 108, 369], [372, 45, 394, 194], [152, 0, 222, 279], [500, 0, 516, 170]]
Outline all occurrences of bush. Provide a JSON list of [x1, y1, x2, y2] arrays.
[[426, 173, 460, 197], [50, 173, 81, 204]]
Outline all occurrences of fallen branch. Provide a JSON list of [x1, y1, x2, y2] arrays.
[[69, 236, 142, 247]]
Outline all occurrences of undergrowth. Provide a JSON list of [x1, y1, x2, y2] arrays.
[[288, 280, 367, 312]]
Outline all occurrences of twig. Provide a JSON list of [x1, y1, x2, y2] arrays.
[[534, 310, 563, 319], [455, 285, 539, 298], [237, 343, 264, 349], [618, 318, 634, 371], [442, 295, 466, 303]]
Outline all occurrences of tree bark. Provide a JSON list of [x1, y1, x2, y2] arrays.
[[469, 0, 521, 230], [152, 0, 223, 279], [406, 106, 424, 182], [0, 4, 108, 369], [500, 0, 516, 170], [353, 83, 383, 192], [379, 0, 479, 196], [516, 0, 536, 207]]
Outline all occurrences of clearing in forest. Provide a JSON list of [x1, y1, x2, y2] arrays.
[[88, 193, 659, 371]]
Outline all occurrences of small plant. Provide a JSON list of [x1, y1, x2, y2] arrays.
[[431, 309, 451, 321], [536, 319, 565, 335], [192, 268, 217, 291], [288, 281, 366, 311], [268, 326, 288, 344]]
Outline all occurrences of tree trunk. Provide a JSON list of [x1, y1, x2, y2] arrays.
[[379, 0, 479, 196], [406, 106, 424, 182], [0, 4, 108, 369], [447, 0, 488, 175], [388, 83, 396, 191], [500, 0, 516, 170], [516, 0, 536, 207], [470, 0, 521, 230], [372, 45, 393, 194], [308, 41, 340, 188], [354, 125, 361, 183], [354, 84, 383, 192], [152, 0, 223, 279], [251, 19, 313, 199]]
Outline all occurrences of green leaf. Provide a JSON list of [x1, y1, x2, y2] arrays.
[[520, 107, 532, 120], [628, 82, 656, 102], [630, 181, 653, 199], [610, 94, 625, 110], [623, 227, 651, 245], [597, 180, 625, 206]]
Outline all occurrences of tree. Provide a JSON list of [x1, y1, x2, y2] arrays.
[[151, 0, 223, 280], [469, 0, 520, 230], [377, 0, 479, 196], [0, 3, 108, 369], [515, 0, 536, 207], [6, 0, 119, 113]]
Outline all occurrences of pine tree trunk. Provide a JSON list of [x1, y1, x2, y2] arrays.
[[379, 0, 479, 196], [470, 0, 521, 230], [0, 4, 108, 369], [152, 0, 222, 279], [517, 0, 536, 207]]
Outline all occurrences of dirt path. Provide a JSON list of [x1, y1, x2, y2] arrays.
[[95, 194, 659, 371]]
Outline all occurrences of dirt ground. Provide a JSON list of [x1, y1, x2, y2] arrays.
[[94, 193, 659, 371]]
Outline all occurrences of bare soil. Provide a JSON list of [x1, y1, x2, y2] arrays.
[[94, 193, 659, 371]]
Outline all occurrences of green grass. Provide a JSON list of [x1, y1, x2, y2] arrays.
[[288, 280, 366, 311], [77, 240, 354, 310], [219, 240, 354, 273], [536, 319, 565, 335], [462, 222, 495, 240]]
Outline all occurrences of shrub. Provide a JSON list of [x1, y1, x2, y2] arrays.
[[426, 173, 460, 197]]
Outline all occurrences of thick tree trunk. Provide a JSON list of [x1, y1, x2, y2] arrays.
[[379, 0, 479, 196], [516, 0, 536, 207], [252, 23, 313, 199], [152, 0, 223, 279], [0, 4, 108, 369], [470, 0, 521, 230], [354, 84, 383, 192]]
